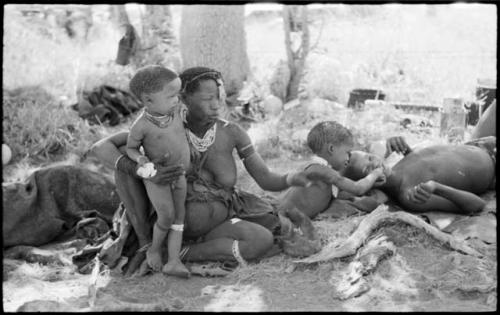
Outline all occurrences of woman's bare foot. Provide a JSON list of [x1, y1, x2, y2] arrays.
[[146, 247, 163, 272], [162, 259, 190, 278]]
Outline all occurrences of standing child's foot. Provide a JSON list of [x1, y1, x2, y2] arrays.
[[162, 259, 191, 278], [146, 247, 163, 272]]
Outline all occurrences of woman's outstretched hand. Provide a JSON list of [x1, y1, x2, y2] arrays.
[[287, 168, 334, 187]]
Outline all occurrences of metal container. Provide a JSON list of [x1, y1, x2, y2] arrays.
[[440, 97, 466, 142]]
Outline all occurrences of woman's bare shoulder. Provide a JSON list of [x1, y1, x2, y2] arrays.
[[218, 119, 249, 142]]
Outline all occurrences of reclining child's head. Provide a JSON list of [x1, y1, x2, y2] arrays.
[[343, 150, 385, 181], [307, 121, 355, 172], [129, 65, 181, 116]]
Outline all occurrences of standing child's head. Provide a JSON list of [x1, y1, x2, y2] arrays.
[[129, 65, 181, 115], [307, 121, 354, 172]]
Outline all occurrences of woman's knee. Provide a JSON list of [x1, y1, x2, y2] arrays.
[[238, 223, 274, 260]]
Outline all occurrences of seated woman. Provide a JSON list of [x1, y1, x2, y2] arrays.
[[90, 67, 331, 275]]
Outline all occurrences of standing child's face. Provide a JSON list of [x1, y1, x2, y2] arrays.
[[317, 143, 353, 172], [144, 77, 181, 115]]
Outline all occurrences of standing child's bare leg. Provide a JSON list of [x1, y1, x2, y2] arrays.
[[144, 181, 175, 272], [162, 176, 190, 278]]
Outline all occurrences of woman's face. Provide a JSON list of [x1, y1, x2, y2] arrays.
[[343, 150, 385, 180], [182, 79, 221, 123]]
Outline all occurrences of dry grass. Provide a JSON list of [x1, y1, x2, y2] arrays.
[[2, 5, 133, 169], [2, 86, 107, 166]]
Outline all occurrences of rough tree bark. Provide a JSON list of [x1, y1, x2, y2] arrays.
[[136, 5, 178, 68], [180, 5, 250, 108], [109, 5, 130, 28], [283, 5, 310, 102]]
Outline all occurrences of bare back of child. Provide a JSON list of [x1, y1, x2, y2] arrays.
[[126, 66, 191, 278], [279, 121, 386, 218]]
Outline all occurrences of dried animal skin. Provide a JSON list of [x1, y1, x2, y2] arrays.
[[294, 205, 482, 264]]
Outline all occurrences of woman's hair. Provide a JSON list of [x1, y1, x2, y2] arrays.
[[179, 67, 223, 95], [307, 121, 354, 154], [129, 65, 178, 99]]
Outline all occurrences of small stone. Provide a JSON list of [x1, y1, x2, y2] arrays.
[[284, 264, 296, 273]]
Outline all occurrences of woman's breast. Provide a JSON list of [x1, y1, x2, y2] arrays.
[[200, 154, 238, 188]]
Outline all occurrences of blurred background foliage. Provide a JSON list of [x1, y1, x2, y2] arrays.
[[2, 3, 496, 170]]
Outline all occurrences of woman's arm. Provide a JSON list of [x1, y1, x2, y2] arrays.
[[306, 164, 384, 196], [90, 131, 184, 185], [90, 131, 129, 169], [230, 123, 330, 191]]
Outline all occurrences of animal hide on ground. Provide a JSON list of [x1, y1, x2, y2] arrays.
[[3, 165, 120, 248]]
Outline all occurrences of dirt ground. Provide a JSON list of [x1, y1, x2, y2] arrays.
[[2, 102, 496, 312], [2, 188, 496, 312]]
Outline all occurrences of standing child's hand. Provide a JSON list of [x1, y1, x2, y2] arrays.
[[136, 156, 157, 178], [137, 155, 150, 166]]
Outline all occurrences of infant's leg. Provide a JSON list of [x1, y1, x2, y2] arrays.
[[144, 181, 175, 272], [162, 175, 190, 277]]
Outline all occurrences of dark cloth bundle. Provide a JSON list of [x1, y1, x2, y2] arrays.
[[71, 85, 143, 126]]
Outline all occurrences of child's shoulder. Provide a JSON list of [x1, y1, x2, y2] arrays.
[[129, 111, 147, 130]]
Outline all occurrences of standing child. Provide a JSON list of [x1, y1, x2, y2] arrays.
[[126, 65, 190, 277]]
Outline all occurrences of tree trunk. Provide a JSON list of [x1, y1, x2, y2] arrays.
[[283, 5, 309, 102], [109, 5, 130, 28], [135, 5, 178, 69], [180, 5, 250, 107]]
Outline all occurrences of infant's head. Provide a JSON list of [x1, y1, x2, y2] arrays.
[[307, 121, 354, 171]]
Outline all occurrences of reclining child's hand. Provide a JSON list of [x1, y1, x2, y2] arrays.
[[407, 180, 435, 203], [371, 167, 386, 186], [386, 136, 412, 156]]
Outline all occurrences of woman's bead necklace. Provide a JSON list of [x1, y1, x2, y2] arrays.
[[187, 122, 217, 152]]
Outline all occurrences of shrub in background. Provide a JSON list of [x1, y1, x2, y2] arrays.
[[303, 54, 351, 104]]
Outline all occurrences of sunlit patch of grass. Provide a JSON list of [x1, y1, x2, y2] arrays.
[[2, 86, 108, 166], [246, 4, 496, 106], [3, 5, 131, 167]]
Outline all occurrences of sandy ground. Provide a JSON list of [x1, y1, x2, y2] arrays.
[[3, 190, 496, 312]]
